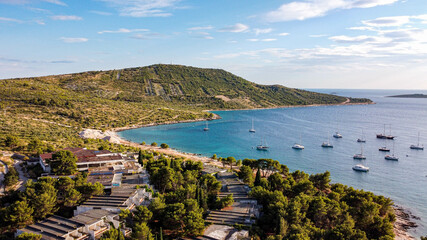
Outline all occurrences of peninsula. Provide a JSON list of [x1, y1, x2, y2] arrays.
[[388, 94, 427, 98]]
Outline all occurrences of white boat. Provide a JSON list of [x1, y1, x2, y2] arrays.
[[333, 132, 343, 138], [385, 141, 398, 160], [292, 135, 304, 150], [410, 132, 424, 150], [322, 133, 333, 148], [203, 121, 209, 131], [353, 145, 366, 159], [249, 119, 256, 133], [256, 139, 269, 151], [353, 164, 369, 172]]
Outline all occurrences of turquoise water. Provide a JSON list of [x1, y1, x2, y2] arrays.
[[119, 89, 427, 236]]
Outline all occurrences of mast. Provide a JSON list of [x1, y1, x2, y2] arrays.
[[418, 132, 420, 146]]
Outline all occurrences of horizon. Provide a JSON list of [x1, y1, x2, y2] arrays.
[[1, 0, 427, 89]]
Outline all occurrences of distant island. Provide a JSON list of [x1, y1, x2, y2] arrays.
[[388, 94, 427, 98]]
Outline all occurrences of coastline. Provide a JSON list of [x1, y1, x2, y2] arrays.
[[393, 205, 418, 240]]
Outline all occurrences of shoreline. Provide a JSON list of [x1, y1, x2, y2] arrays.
[[112, 99, 374, 133], [393, 205, 419, 240]]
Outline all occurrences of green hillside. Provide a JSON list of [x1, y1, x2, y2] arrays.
[[0, 64, 371, 148]]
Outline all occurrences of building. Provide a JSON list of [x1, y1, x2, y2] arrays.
[[39, 148, 142, 173], [16, 209, 124, 240]]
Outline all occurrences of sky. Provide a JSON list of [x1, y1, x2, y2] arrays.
[[1, 0, 427, 89]]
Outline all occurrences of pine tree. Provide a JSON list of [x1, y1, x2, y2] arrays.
[[138, 150, 144, 166], [255, 168, 261, 186], [6, 200, 34, 229]]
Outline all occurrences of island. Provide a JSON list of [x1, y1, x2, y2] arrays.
[[388, 94, 427, 98]]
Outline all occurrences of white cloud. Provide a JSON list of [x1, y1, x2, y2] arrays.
[[189, 31, 214, 39], [254, 28, 272, 35], [348, 26, 375, 31], [60, 37, 88, 43], [187, 26, 213, 31], [279, 32, 290, 36], [130, 32, 164, 39], [329, 35, 377, 43], [218, 23, 249, 33], [309, 34, 328, 37], [0, 17, 22, 23], [0, 0, 66, 5], [42, 0, 67, 6], [362, 16, 410, 27], [51, 15, 83, 21], [99, 0, 180, 17], [90, 10, 113, 16], [265, 0, 399, 22], [98, 28, 149, 34]]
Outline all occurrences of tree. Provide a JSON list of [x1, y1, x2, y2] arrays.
[[63, 188, 82, 207], [4, 166, 19, 188], [15, 232, 42, 240], [6, 200, 34, 229], [151, 142, 158, 147], [160, 143, 169, 149], [132, 222, 153, 240], [4, 135, 19, 148], [138, 150, 144, 166], [183, 199, 205, 236], [27, 138, 42, 152], [226, 156, 236, 170], [239, 165, 253, 185], [100, 225, 125, 240], [133, 206, 153, 223], [50, 150, 77, 175], [254, 168, 261, 186]]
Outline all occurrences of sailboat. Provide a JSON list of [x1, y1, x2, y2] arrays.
[[385, 141, 398, 161], [322, 133, 333, 148], [249, 119, 256, 133], [357, 129, 366, 143], [353, 145, 366, 159], [353, 164, 369, 172], [377, 124, 394, 139], [410, 132, 424, 150], [256, 138, 269, 151], [292, 134, 304, 150], [203, 121, 209, 131]]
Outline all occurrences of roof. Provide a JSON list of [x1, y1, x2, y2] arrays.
[[20, 215, 85, 240], [76, 155, 124, 164], [40, 148, 122, 164], [71, 209, 112, 225], [79, 195, 130, 208]]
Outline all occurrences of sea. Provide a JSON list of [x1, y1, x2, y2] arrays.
[[118, 89, 427, 237]]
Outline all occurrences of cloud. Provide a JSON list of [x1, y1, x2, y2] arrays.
[[248, 38, 277, 42], [218, 23, 249, 33], [329, 35, 377, 43], [187, 26, 213, 31], [309, 34, 328, 37], [90, 10, 113, 16], [189, 31, 213, 39], [348, 26, 375, 31], [362, 16, 410, 27], [42, 0, 67, 6], [98, 28, 149, 34], [51, 15, 83, 21], [254, 28, 272, 35], [279, 32, 290, 36], [265, 0, 399, 22], [0, 0, 66, 5], [130, 32, 164, 39], [99, 0, 181, 17], [0, 17, 22, 23], [60, 37, 88, 43]]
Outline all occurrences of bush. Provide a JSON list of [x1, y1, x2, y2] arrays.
[[151, 142, 157, 147], [160, 143, 169, 149]]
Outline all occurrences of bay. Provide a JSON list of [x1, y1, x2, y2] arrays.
[[118, 89, 427, 236]]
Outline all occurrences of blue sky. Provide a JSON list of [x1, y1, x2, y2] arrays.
[[1, 0, 427, 89]]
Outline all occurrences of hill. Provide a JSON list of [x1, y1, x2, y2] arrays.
[[0, 64, 371, 148], [388, 94, 427, 98]]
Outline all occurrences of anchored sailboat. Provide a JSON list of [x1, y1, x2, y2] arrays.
[[357, 129, 366, 143], [292, 134, 305, 150], [410, 132, 424, 150], [353, 145, 366, 159], [203, 121, 209, 131], [385, 141, 398, 161], [322, 132, 333, 148], [249, 119, 256, 133], [257, 138, 269, 151]]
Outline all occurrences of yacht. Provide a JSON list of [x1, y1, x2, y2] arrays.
[[410, 132, 424, 150], [353, 145, 366, 159], [333, 132, 343, 138], [376, 124, 394, 139], [203, 121, 209, 131], [292, 135, 304, 150], [256, 139, 269, 151], [249, 119, 256, 133], [322, 133, 333, 148], [357, 130, 366, 143], [353, 164, 369, 172], [385, 142, 398, 160], [379, 146, 390, 152]]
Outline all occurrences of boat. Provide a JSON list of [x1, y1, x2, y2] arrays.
[[256, 139, 269, 151], [357, 129, 366, 143], [410, 132, 424, 150], [333, 132, 342, 138], [379, 146, 390, 152], [292, 135, 304, 150], [385, 141, 398, 160], [353, 145, 366, 159], [249, 119, 256, 133], [352, 164, 369, 172], [376, 124, 394, 139], [203, 121, 209, 131], [322, 133, 333, 148]]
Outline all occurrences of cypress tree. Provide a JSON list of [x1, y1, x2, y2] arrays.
[[255, 168, 261, 186]]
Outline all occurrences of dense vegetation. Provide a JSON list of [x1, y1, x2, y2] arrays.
[[0, 173, 104, 237], [238, 159, 395, 240], [0, 64, 370, 149]]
